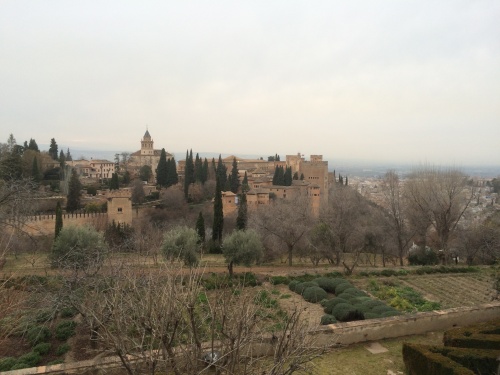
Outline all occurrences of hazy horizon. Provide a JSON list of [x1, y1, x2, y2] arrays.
[[2, 1, 499, 167]]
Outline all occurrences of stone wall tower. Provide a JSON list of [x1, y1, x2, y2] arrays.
[[107, 189, 133, 226], [141, 130, 154, 156]]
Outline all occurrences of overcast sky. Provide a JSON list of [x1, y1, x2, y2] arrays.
[[1, 1, 499, 166]]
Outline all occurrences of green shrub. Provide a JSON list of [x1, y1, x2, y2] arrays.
[[17, 351, 41, 367], [27, 325, 52, 346], [294, 281, 319, 295], [288, 280, 300, 292], [323, 298, 349, 314], [320, 314, 337, 325], [270, 275, 290, 285], [331, 303, 353, 319], [372, 305, 393, 315], [350, 296, 372, 305], [339, 309, 365, 322], [313, 277, 337, 293], [381, 310, 401, 317], [302, 286, 328, 303], [33, 342, 51, 355], [56, 343, 70, 356], [342, 287, 367, 297], [335, 282, 354, 295], [320, 299, 330, 307], [60, 306, 78, 318], [35, 309, 55, 323], [0, 357, 16, 371], [11, 363, 30, 370], [409, 248, 439, 266], [364, 312, 381, 320], [55, 320, 77, 341], [380, 269, 399, 277], [336, 292, 357, 302], [292, 274, 317, 282], [359, 300, 384, 310]]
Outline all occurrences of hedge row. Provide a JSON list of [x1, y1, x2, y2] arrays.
[[444, 318, 500, 350]]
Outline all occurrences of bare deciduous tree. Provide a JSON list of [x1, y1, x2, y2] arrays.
[[404, 167, 475, 262], [250, 196, 313, 266]]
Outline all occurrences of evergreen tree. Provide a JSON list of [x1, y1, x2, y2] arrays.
[[28, 138, 39, 152], [272, 166, 279, 185], [55, 201, 63, 238], [241, 171, 249, 193], [300, 173, 304, 180], [339, 175, 343, 184], [122, 171, 131, 185], [184, 150, 195, 199], [67, 169, 82, 212], [284, 166, 293, 186], [216, 155, 227, 189], [293, 172, 299, 180], [230, 157, 239, 193], [0, 146, 22, 180], [236, 193, 247, 230], [345, 176, 348, 186], [212, 176, 224, 244], [194, 153, 203, 183], [59, 150, 66, 166], [167, 156, 178, 186], [156, 148, 168, 188], [65, 148, 72, 161], [273, 166, 285, 186], [49, 138, 58, 160], [201, 158, 209, 184], [31, 156, 40, 182], [110, 173, 119, 190], [195, 211, 205, 244]]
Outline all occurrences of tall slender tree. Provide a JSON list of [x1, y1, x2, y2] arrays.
[[156, 148, 168, 188], [230, 157, 239, 193], [212, 176, 224, 244], [28, 138, 39, 152], [201, 158, 209, 184], [55, 201, 63, 238], [65, 148, 72, 161], [195, 211, 205, 244], [66, 169, 82, 212], [48, 138, 58, 160], [236, 193, 248, 230], [110, 173, 119, 190], [216, 155, 227, 189], [31, 156, 40, 182], [284, 166, 292, 186], [241, 172, 249, 193], [167, 156, 178, 187]]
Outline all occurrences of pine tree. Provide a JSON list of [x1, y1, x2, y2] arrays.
[[212, 176, 224, 244], [236, 194, 247, 230], [66, 169, 82, 212], [55, 201, 63, 238], [49, 138, 58, 160], [195, 211, 205, 244], [110, 173, 119, 190], [230, 157, 239, 193], [65, 148, 72, 161], [156, 148, 168, 188], [28, 138, 39, 152]]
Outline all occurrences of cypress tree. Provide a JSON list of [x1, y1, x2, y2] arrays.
[[201, 158, 209, 184], [156, 148, 168, 188], [293, 172, 299, 180], [236, 194, 247, 230], [284, 166, 292, 186], [345, 176, 348, 186], [196, 211, 205, 244], [110, 173, 119, 190], [194, 153, 203, 183], [277, 166, 285, 186], [300, 173, 305, 180], [216, 155, 227, 189], [272, 166, 279, 185], [31, 156, 40, 182], [242, 171, 249, 193], [212, 176, 224, 244], [230, 157, 239, 193], [55, 201, 63, 238], [66, 169, 82, 212], [167, 156, 178, 186]]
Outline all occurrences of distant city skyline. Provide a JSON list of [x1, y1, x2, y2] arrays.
[[1, 1, 499, 166]]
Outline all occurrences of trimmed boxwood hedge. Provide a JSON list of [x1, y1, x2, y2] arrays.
[[320, 314, 337, 325], [294, 281, 319, 295], [323, 298, 349, 314], [302, 286, 328, 303], [313, 277, 338, 293], [288, 280, 300, 292]]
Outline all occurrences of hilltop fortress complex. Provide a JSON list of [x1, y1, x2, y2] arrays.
[[35, 131, 331, 235]]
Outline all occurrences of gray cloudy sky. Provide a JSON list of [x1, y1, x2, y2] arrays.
[[1, 1, 499, 165]]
